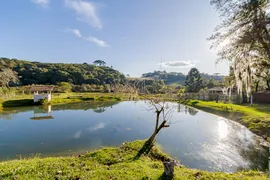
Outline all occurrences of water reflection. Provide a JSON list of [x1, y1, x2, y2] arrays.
[[1, 101, 120, 117], [218, 118, 228, 139], [188, 107, 199, 116], [0, 101, 268, 173], [30, 105, 53, 120]]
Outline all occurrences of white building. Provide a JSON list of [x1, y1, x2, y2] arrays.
[[30, 85, 55, 103]]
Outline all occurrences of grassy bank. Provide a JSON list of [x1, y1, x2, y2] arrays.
[[0, 140, 268, 180], [183, 100, 270, 142], [0, 92, 175, 108], [0, 93, 133, 108], [50, 93, 126, 105]]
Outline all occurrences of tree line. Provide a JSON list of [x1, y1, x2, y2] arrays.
[[142, 70, 224, 85], [0, 58, 126, 86]]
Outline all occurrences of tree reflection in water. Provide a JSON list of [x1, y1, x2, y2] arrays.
[[0, 101, 120, 120], [188, 107, 199, 116]]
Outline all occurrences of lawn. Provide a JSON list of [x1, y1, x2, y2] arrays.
[[0, 140, 268, 180]]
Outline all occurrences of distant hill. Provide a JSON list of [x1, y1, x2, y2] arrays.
[[0, 58, 126, 85], [200, 73, 225, 81], [141, 71, 225, 85]]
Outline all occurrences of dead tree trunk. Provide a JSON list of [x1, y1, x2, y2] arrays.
[[146, 107, 168, 146]]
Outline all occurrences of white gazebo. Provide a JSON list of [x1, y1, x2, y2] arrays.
[[30, 85, 55, 103]]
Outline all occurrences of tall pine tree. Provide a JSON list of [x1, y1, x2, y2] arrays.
[[185, 68, 203, 93]]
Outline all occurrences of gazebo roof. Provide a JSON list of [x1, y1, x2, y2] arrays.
[[30, 85, 55, 92]]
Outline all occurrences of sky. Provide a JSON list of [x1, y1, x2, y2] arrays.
[[0, 0, 229, 77]]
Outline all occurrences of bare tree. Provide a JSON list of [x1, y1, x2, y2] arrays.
[[146, 98, 176, 146]]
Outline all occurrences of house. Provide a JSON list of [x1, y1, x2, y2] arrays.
[[208, 87, 224, 94], [208, 87, 237, 96], [30, 85, 55, 103]]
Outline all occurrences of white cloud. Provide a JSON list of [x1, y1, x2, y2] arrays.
[[159, 61, 195, 68], [86, 123, 105, 132], [66, 28, 109, 47], [66, 28, 82, 38], [84, 36, 109, 47], [32, 0, 49, 7], [64, 0, 102, 30], [73, 130, 82, 138]]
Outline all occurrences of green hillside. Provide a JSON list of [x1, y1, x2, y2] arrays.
[[0, 58, 126, 85]]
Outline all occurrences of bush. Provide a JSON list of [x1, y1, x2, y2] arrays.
[[72, 84, 107, 93], [55, 82, 72, 93], [36, 98, 49, 105]]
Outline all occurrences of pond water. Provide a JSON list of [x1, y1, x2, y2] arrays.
[[0, 101, 269, 172]]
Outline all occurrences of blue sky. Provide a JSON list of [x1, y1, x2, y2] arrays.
[[0, 0, 229, 77]]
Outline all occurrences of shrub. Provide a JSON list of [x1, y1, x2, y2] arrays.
[[37, 98, 49, 105], [55, 82, 72, 93]]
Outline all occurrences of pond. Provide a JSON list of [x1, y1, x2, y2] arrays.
[[0, 101, 269, 172]]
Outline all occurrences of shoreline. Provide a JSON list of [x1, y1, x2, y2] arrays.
[[0, 140, 268, 179], [182, 100, 270, 144]]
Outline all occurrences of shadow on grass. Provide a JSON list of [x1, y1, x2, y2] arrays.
[[248, 104, 270, 114], [2, 99, 34, 107], [190, 100, 199, 105], [158, 173, 173, 180], [133, 140, 153, 161]]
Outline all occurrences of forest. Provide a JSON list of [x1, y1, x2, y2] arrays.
[[0, 58, 126, 86], [0, 58, 226, 94]]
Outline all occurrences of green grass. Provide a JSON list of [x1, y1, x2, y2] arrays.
[[0, 93, 135, 108], [0, 92, 176, 109], [0, 140, 268, 180], [50, 93, 126, 105], [183, 100, 270, 142], [2, 99, 34, 107]]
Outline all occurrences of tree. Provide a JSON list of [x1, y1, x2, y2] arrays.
[[57, 82, 72, 93], [185, 68, 203, 92], [93, 60, 106, 66], [0, 58, 126, 86], [209, 0, 270, 97], [260, 68, 270, 90], [206, 78, 215, 89], [210, 0, 270, 61], [146, 98, 175, 146], [0, 69, 19, 87]]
